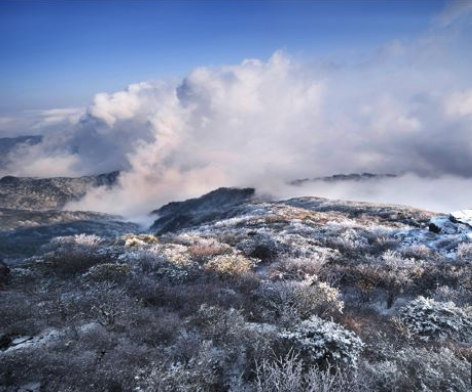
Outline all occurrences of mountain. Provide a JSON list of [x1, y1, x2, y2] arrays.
[[2, 185, 472, 391], [0, 208, 139, 259], [291, 172, 397, 186], [0, 171, 120, 210], [150, 187, 256, 234], [0, 170, 134, 259], [151, 186, 433, 236]]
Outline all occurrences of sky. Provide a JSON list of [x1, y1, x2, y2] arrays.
[[0, 0, 448, 114], [0, 0, 472, 218]]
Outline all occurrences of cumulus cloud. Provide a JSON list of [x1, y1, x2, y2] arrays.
[[2, 2, 472, 218]]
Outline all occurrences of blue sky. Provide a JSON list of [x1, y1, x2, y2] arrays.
[[0, 0, 447, 114]]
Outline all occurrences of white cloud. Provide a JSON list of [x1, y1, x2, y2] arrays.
[[446, 89, 472, 117], [88, 82, 154, 126], [34, 107, 85, 128]]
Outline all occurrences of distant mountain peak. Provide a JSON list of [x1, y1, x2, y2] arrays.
[[291, 172, 398, 186], [0, 171, 120, 211]]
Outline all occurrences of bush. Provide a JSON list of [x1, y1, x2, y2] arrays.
[[457, 242, 472, 261], [40, 234, 104, 275], [126, 245, 200, 283], [279, 315, 364, 367], [204, 254, 256, 276], [267, 256, 327, 281], [238, 231, 280, 260], [89, 282, 136, 327], [85, 263, 131, 283], [123, 234, 158, 248], [362, 347, 470, 392], [325, 228, 369, 256], [251, 353, 362, 392], [399, 296, 472, 342], [137, 340, 228, 392], [377, 250, 420, 309], [257, 278, 343, 325], [187, 238, 233, 260]]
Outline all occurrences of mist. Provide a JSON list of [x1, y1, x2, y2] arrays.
[[272, 174, 472, 214], [1, 3, 472, 219]]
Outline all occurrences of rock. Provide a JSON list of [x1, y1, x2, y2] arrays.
[[428, 221, 442, 234], [0, 333, 13, 350]]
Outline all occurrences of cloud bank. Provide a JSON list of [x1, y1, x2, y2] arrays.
[[1, 3, 472, 218]]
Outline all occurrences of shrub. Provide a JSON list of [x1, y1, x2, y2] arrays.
[[279, 315, 364, 367], [398, 296, 472, 342], [400, 244, 434, 261], [191, 305, 246, 344], [187, 238, 233, 260], [85, 263, 131, 283], [457, 242, 472, 261], [257, 278, 343, 325], [251, 353, 361, 392], [325, 228, 369, 256], [89, 282, 136, 327], [40, 234, 104, 275], [267, 256, 327, 281], [137, 340, 228, 392], [126, 245, 200, 283], [204, 254, 256, 276], [377, 250, 421, 309], [362, 347, 470, 392], [238, 231, 280, 260], [123, 234, 158, 248]]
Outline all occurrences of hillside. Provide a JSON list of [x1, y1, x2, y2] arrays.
[[1, 187, 472, 391], [0, 171, 120, 210]]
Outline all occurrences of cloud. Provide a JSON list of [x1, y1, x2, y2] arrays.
[[446, 89, 472, 117], [2, 3, 472, 218], [274, 174, 472, 214], [33, 107, 85, 129]]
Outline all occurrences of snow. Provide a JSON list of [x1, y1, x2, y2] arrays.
[[4, 329, 60, 353], [450, 210, 472, 227]]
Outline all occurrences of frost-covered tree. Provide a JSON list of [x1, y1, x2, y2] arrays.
[[399, 296, 472, 342], [258, 278, 343, 325], [279, 316, 364, 367], [378, 250, 420, 309], [362, 347, 470, 392], [251, 353, 361, 392]]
